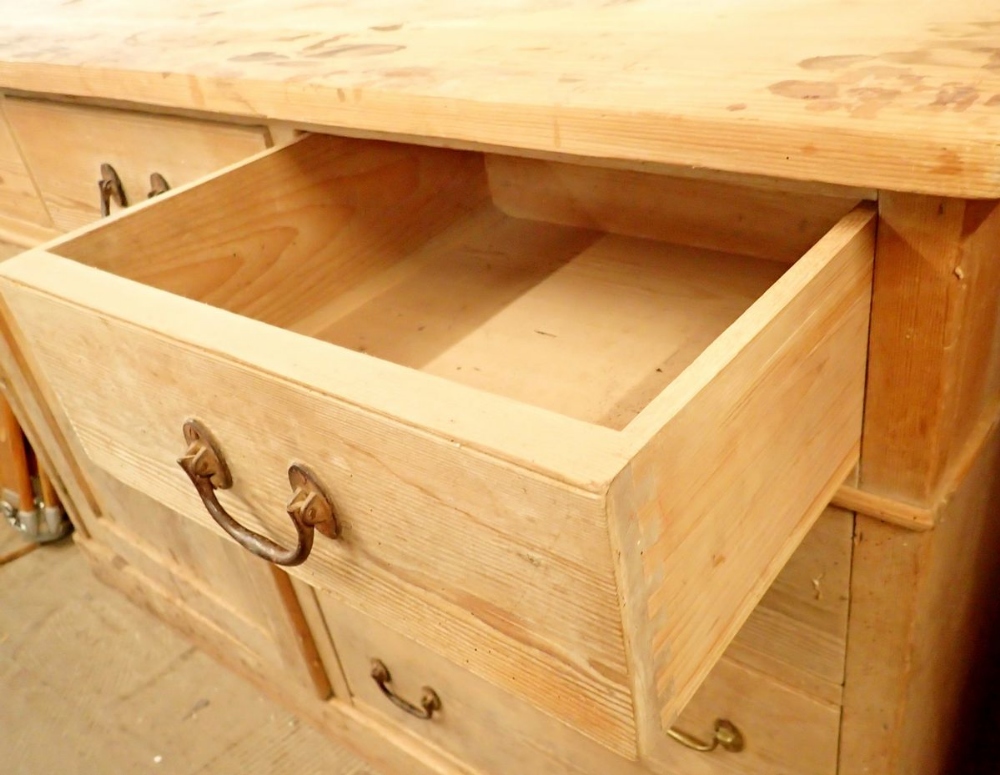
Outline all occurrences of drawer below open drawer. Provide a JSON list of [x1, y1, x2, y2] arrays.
[[321, 590, 840, 775], [0, 134, 873, 757]]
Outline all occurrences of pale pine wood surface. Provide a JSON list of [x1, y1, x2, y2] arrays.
[[308, 204, 787, 430], [658, 659, 840, 775], [841, 416, 1000, 775], [0, 96, 51, 230], [0, 541, 376, 775], [607, 207, 872, 760], [0, 240, 22, 260], [726, 507, 853, 704], [2, 2, 1000, 195], [484, 155, 863, 264], [3, 98, 270, 231], [0, 251, 637, 754], [320, 593, 646, 775], [0, 134, 880, 755]]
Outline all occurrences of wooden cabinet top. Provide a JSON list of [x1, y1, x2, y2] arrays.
[[2, 0, 1000, 197]]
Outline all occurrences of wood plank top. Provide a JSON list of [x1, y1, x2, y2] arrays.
[[2, 0, 1000, 196]]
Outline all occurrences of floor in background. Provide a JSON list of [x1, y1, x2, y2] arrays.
[[0, 533, 378, 775]]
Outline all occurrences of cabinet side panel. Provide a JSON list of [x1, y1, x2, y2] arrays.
[[841, 415, 1000, 775]]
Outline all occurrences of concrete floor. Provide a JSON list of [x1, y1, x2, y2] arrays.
[[0, 530, 378, 775]]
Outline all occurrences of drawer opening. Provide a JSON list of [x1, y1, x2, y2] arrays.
[[51, 134, 861, 432]]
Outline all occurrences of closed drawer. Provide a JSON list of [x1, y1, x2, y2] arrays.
[[321, 590, 839, 775], [727, 506, 853, 704], [319, 590, 644, 775], [3, 98, 269, 230], [0, 97, 52, 232], [661, 659, 840, 775], [0, 134, 874, 756]]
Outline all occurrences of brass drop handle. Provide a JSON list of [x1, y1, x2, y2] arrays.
[[667, 719, 745, 753], [370, 659, 442, 720], [177, 419, 339, 566], [147, 172, 170, 198], [98, 163, 127, 217]]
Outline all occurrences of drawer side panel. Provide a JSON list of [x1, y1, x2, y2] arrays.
[[608, 207, 874, 754]]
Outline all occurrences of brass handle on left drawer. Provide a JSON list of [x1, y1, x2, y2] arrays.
[[668, 719, 744, 753], [147, 172, 170, 198], [98, 163, 127, 217], [370, 659, 442, 720], [177, 419, 339, 566]]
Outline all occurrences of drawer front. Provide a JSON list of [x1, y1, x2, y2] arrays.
[[322, 591, 839, 775], [3, 98, 269, 231], [0, 134, 872, 757], [318, 591, 645, 775], [661, 659, 840, 775], [0, 240, 22, 261], [0, 97, 52, 231]]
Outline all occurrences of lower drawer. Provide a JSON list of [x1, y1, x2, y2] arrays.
[[662, 660, 840, 775], [3, 98, 270, 230], [318, 591, 840, 775], [318, 591, 643, 775]]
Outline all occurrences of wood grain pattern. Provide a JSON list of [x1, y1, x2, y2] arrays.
[[831, 484, 934, 531], [862, 195, 1000, 506], [0, 291, 100, 535], [658, 659, 841, 775], [325, 582, 843, 775], [80, 471, 334, 700], [841, 417, 1000, 775], [2, 1, 1000, 195], [0, 268, 636, 755], [0, 133, 878, 760], [0, 240, 21, 261], [321, 592, 646, 775], [77, 537, 462, 775], [607, 207, 873, 759], [726, 507, 853, 705], [3, 98, 269, 230], [486, 155, 862, 263], [0, 95, 51, 229], [306, 205, 787, 430], [0, 214, 59, 248]]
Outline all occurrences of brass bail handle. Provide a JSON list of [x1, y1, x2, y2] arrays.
[[98, 163, 127, 217], [667, 719, 745, 753], [370, 659, 442, 720], [177, 418, 339, 566]]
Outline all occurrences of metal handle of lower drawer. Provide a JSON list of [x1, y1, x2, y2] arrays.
[[177, 418, 339, 566], [370, 659, 442, 720], [667, 719, 745, 753]]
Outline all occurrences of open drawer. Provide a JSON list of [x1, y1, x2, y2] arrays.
[[0, 134, 874, 759]]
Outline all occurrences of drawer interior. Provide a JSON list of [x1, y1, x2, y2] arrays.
[[52, 134, 861, 432]]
